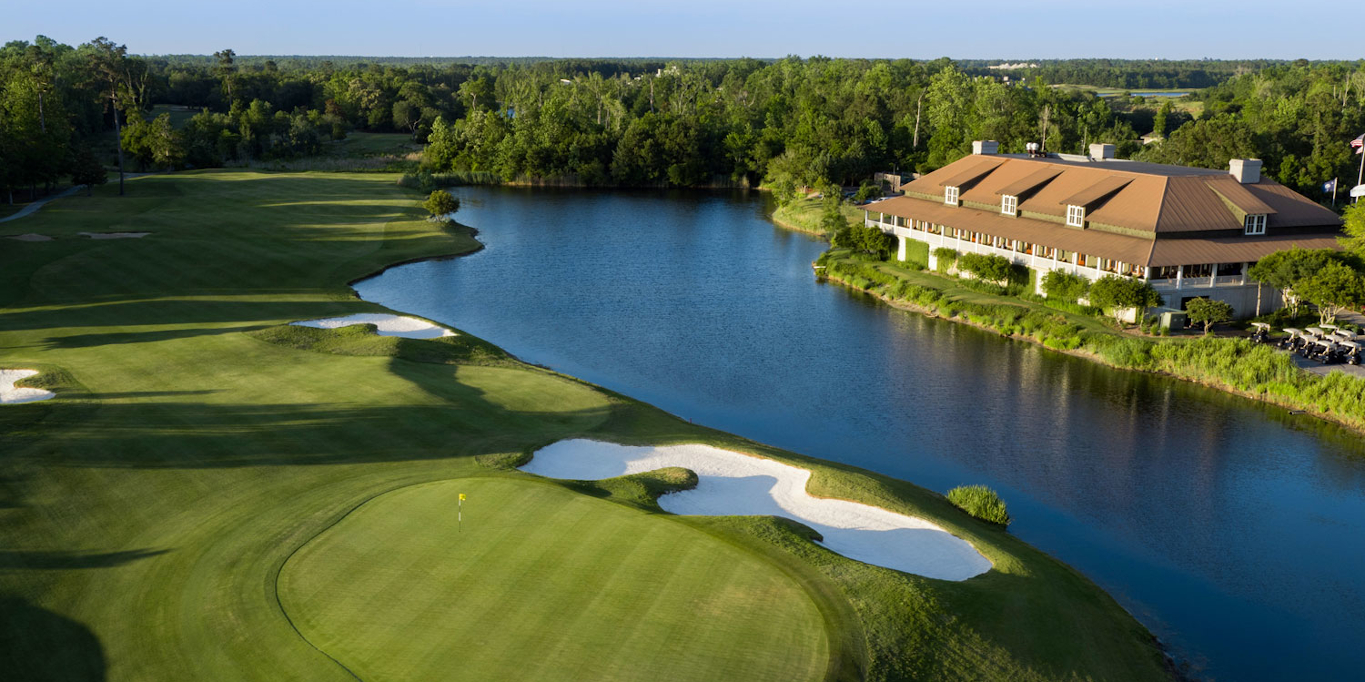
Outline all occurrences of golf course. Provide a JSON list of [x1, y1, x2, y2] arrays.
[[0, 170, 1171, 681]]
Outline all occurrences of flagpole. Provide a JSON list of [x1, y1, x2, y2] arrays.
[[1358, 149, 1364, 203], [1332, 177, 1338, 208]]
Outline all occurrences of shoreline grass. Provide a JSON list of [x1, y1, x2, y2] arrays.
[[819, 250, 1365, 435], [770, 196, 862, 238]]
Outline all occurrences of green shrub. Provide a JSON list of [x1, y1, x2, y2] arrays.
[[1186, 297, 1234, 334], [946, 485, 1011, 526], [933, 248, 958, 275], [957, 253, 1013, 285], [422, 190, 460, 220], [1040, 270, 1091, 303], [854, 181, 882, 202], [902, 239, 930, 270], [832, 225, 894, 260], [1088, 276, 1163, 325]]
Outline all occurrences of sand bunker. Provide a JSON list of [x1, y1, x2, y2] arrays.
[[291, 313, 456, 339], [0, 369, 55, 405], [521, 440, 992, 581], [79, 232, 151, 239], [5, 233, 53, 242]]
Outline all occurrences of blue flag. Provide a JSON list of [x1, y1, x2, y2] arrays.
[[1323, 179, 1337, 192]]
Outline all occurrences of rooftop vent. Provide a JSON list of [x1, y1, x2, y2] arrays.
[[1025, 142, 1043, 157], [1229, 158, 1262, 184], [972, 140, 999, 155], [1088, 143, 1115, 161]]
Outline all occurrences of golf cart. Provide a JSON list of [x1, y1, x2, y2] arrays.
[[1250, 322, 1271, 344], [1279, 328, 1305, 350]]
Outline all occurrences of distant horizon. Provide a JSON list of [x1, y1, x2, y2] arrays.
[[7, 0, 1358, 62], [123, 54, 1335, 63]]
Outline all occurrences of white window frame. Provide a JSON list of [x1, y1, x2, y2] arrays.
[[945, 186, 959, 206], [1066, 204, 1085, 227], [1001, 194, 1018, 216], [1244, 214, 1266, 235]]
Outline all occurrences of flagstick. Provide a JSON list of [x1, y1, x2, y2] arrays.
[[458, 497, 463, 533]]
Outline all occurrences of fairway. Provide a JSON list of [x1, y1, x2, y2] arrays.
[[0, 169, 1170, 682], [280, 478, 827, 682]]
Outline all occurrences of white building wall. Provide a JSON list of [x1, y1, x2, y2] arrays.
[[866, 214, 1281, 320]]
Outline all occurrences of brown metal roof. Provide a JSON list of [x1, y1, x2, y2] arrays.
[[1058, 176, 1133, 207], [1084, 175, 1166, 232], [937, 156, 1004, 188], [901, 153, 1342, 237], [1148, 233, 1344, 266], [1205, 176, 1277, 215], [867, 193, 1344, 268], [995, 167, 1062, 197], [1151, 177, 1241, 233], [1249, 183, 1343, 228], [869, 196, 1156, 265]]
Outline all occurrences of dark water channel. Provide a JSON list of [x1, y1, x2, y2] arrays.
[[356, 187, 1365, 681]]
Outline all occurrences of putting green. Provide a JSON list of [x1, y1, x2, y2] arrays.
[[279, 478, 829, 682]]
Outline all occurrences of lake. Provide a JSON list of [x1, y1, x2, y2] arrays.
[[1098, 91, 1190, 98], [356, 187, 1365, 681]]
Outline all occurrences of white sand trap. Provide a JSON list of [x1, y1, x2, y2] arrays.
[[291, 313, 456, 339], [1, 369, 55, 404], [522, 440, 992, 581], [79, 232, 151, 239], [6, 233, 53, 242]]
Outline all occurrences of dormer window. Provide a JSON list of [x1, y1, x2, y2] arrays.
[[945, 186, 959, 206], [1244, 214, 1266, 235], [1001, 194, 1018, 216], [1066, 204, 1085, 227]]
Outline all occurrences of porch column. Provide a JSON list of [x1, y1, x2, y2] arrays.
[[1175, 265, 1183, 291], [1241, 262, 1249, 285], [897, 235, 907, 262], [1209, 262, 1218, 288]]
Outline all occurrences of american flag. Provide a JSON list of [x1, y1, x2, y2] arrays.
[[1354, 133, 1365, 153]]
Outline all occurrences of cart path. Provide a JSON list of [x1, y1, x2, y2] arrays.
[[1, 174, 160, 225], [0, 186, 80, 224]]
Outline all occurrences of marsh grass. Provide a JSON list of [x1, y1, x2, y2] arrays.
[[946, 486, 1012, 526]]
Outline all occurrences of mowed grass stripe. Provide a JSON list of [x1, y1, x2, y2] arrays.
[[1, 170, 1170, 681], [279, 479, 828, 682]]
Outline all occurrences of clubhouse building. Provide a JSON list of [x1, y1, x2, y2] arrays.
[[864, 142, 1343, 318]]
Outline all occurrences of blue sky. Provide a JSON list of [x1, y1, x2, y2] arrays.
[[6, 0, 1358, 59]]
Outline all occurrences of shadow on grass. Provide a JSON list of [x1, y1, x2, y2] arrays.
[[3, 369, 611, 471], [0, 597, 106, 682], [38, 326, 262, 350], [0, 549, 170, 570]]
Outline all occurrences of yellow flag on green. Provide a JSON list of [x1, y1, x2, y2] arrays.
[[459, 493, 466, 501]]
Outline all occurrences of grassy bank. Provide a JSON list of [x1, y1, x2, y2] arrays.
[[0, 170, 1168, 681], [820, 250, 1365, 433], [770, 196, 863, 238]]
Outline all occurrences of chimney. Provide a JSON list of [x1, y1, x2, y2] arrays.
[[972, 140, 999, 155], [1088, 143, 1115, 161], [1229, 158, 1262, 184]]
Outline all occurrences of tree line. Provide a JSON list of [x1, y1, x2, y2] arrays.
[[3, 36, 1364, 204]]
